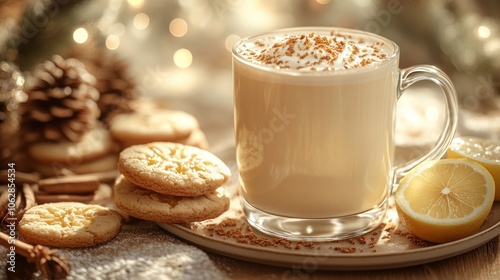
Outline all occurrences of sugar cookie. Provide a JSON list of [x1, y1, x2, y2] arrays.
[[113, 176, 229, 223], [28, 125, 112, 164], [109, 109, 199, 144], [119, 129, 209, 150], [118, 142, 230, 196], [19, 202, 122, 248]]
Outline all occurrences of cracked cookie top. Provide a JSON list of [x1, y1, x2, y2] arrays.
[[19, 202, 122, 248], [118, 142, 231, 196]]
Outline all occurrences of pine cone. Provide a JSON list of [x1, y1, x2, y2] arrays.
[[21, 55, 100, 143], [67, 44, 138, 123]]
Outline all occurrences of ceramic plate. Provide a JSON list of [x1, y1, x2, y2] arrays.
[[158, 147, 500, 270]]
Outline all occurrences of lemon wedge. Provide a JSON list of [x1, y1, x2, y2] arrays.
[[447, 136, 500, 201], [394, 158, 495, 243]]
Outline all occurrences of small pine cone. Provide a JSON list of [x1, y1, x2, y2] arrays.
[[67, 44, 138, 123], [21, 55, 100, 143]]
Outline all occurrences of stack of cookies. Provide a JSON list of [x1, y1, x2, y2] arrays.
[[23, 98, 212, 205], [27, 125, 117, 178], [26, 125, 118, 204], [114, 142, 231, 223]]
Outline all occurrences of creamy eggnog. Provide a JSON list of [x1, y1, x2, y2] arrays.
[[233, 29, 398, 218], [232, 27, 458, 241]]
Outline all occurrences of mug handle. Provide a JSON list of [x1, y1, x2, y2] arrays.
[[394, 65, 459, 177]]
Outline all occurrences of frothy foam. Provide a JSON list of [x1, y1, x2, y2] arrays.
[[235, 32, 391, 71]]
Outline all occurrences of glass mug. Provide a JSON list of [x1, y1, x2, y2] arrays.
[[232, 27, 458, 241]]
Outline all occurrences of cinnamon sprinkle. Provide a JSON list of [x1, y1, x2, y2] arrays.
[[199, 216, 427, 255], [237, 32, 391, 71]]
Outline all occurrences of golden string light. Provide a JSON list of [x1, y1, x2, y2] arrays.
[[73, 27, 89, 44], [133, 13, 150, 30], [169, 18, 188, 37], [173, 49, 193, 68]]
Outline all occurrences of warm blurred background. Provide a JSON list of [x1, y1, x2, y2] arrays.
[[1, 0, 500, 168]]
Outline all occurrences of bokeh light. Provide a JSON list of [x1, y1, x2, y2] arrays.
[[173, 49, 193, 68], [169, 18, 188, 37], [106, 35, 120, 50], [133, 13, 150, 30], [477, 25, 491, 39], [73, 27, 89, 44], [127, 0, 144, 9], [484, 38, 500, 67], [316, 0, 331, 4]]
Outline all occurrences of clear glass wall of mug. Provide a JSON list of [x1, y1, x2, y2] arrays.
[[232, 27, 458, 241]]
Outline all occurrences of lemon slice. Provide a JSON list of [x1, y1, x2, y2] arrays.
[[447, 136, 500, 201], [394, 158, 495, 243]]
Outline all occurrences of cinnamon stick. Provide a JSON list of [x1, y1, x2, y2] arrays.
[[1, 183, 36, 229], [38, 176, 99, 194], [38, 170, 119, 194], [0, 231, 71, 279]]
